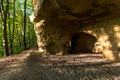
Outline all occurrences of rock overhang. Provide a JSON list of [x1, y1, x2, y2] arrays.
[[31, 0, 120, 61]]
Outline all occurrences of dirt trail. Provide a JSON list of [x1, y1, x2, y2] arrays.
[[0, 48, 120, 80]]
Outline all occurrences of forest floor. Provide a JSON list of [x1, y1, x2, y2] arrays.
[[0, 47, 120, 80]]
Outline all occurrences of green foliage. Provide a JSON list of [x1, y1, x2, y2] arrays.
[[0, 0, 36, 57]]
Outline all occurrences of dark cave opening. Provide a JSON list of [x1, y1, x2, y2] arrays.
[[69, 32, 97, 54]]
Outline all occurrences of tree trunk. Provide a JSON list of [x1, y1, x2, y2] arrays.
[[23, 0, 27, 50], [10, 0, 16, 54], [0, 0, 9, 56]]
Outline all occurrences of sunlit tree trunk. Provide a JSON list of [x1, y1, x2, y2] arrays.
[[0, 0, 9, 56]]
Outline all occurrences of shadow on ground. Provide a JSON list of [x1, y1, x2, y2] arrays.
[[0, 48, 120, 80]]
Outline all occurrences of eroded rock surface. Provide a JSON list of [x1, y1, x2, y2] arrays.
[[30, 0, 120, 61]]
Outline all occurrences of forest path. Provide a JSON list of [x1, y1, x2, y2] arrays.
[[0, 47, 120, 80]]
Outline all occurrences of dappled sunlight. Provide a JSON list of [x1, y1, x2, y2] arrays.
[[84, 30, 93, 34], [21, 52, 120, 80], [113, 25, 120, 32], [113, 25, 120, 39], [29, 12, 35, 22], [119, 52, 120, 57], [83, 30, 97, 37], [33, 20, 47, 53], [103, 49, 115, 61], [98, 24, 120, 61], [1, 47, 120, 80], [98, 26, 120, 61], [38, 47, 45, 52], [114, 31, 120, 39], [82, 25, 120, 61], [98, 28, 109, 45], [117, 42, 120, 48], [113, 25, 120, 49], [95, 29, 113, 59], [36, 20, 45, 27]]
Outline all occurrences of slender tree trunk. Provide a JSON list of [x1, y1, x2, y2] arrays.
[[9, 0, 16, 54], [27, 25, 30, 49], [23, 0, 27, 50], [16, 25, 21, 47], [0, 0, 9, 56], [8, 10, 11, 54]]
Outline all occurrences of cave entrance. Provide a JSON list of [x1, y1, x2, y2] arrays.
[[70, 32, 97, 54]]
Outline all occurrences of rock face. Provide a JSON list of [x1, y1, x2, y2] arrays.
[[30, 0, 120, 61]]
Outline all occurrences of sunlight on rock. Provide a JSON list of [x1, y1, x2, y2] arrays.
[[118, 52, 120, 57], [113, 25, 120, 39], [99, 35, 109, 42], [93, 41, 103, 53], [56, 51, 63, 55], [103, 49, 115, 61], [38, 46, 46, 53], [99, 34, 114, 61], [29, 12, 35, 22], [118, 42, 120, 48], [98, 37, 108, 44], [36, 20, 45, 28], [113, 25, 120, 32], [34, 20, 47, 53], [114, 32, 120, 39], [98, 28, 112, 49], [103, 41, 112, 49], [84, 30, 93, 34], [113, 25, 120, 49], [83, 30, 97, 37]]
